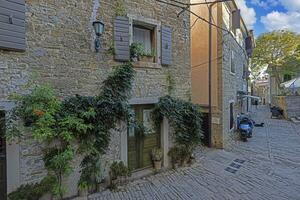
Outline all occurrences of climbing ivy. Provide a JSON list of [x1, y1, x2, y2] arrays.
[[7, 63, 134, 199], [152, 96, 203, 148]]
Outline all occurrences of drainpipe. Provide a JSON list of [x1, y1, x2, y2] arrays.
[[208, 2, 218, 148]]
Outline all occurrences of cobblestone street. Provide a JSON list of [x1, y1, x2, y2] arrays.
[[88, 106, 300, 200]]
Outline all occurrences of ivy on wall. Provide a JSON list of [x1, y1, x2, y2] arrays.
[[6, 63, 204, 199], [6, 63, 134, 199], [152, 96, 203, 148]]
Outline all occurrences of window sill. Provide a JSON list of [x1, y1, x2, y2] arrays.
[[132, 61, 161, 69]]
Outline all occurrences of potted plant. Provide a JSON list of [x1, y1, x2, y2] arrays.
[[109, 161, 131, 190], [151, 148, 163, 170], [189, 154, 196, 165], [168, 146, 181, 169], [78, 181, 89, 197], [130, 43, 144, 62], [140, 49, 155, 63]]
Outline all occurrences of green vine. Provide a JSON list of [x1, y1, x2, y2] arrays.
[[115, 0, 126, 17], [152, 96, 203, 156], [7, 63, 134, 199], [166, 73, 175, 96]]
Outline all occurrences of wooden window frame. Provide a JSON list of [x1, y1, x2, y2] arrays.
[[128, 15, 161, 65]]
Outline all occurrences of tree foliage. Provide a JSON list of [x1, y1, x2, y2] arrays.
[[251, 30, 300, 90]]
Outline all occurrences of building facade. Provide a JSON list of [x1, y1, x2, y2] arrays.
[[191, 0, 253, 148], [0, 0, 190, 198]]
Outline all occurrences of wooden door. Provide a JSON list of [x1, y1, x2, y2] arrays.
[[128, 105, 160, 170], [0, 112, 6, 200]]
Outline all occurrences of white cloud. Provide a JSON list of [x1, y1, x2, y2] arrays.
[[279, 0, 300, 11], [260, 0, 300, 33], [235, 0, 257, 29], [261, 11, 300, 33], [251, 0, 279, 10]]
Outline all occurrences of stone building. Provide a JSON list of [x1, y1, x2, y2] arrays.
[[191, 0, 253, 148], [0, 0, 190, 198]]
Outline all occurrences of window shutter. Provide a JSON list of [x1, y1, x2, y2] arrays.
[[114, 16, 130, 61], [232, 9, 241, 30], [161, 26, 172, 66], [0, 0, 26, 51], [245, 36, 253, 57]]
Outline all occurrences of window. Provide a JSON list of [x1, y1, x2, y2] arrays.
[[230, 102, 234, 130], [114, 16, 172, 65], [230, 50, 236, 74], [131, 20, 158, 63], [133, 26, 153, 55]]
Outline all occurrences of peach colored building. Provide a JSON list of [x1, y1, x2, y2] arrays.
[[191, 0, 254, 148]]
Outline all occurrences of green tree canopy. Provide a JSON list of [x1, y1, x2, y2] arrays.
[[251, 31, 300, 90]]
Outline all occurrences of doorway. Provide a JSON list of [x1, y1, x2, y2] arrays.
[[0, 111, 6, 200], [201, 113, 210, 146], [128, 105, 161, 171]]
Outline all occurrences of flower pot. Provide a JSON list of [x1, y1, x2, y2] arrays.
[[172, 162, 179, 169], [140, 56, 154, 63], [153, 160, 162, 171], [78, 188, 88, 197], [96, 182, 107, 192], [182, 159, 188, 167], [189, 157, 196, 165], [40, 192, 53, 200]]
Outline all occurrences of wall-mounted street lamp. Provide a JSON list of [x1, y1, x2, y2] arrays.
[[93, 21, 104, 52]]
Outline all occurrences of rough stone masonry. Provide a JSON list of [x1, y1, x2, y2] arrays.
[[0, 0, 190, 198]]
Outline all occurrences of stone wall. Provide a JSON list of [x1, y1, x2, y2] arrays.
[[221, 3, 249, 148], [273, 96, 300, 119], [0, 0, 190, 197]]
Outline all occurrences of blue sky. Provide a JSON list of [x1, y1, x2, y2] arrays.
[[235, 0, 300, 37]]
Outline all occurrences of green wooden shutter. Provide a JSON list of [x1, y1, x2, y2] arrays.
[[0, 0, 26, 51], [114, 16, 130, 61]]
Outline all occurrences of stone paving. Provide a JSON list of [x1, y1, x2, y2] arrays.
[[88, 106, 300, 200]]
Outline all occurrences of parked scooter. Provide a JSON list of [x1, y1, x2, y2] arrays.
[[237, 114, 254, 142]]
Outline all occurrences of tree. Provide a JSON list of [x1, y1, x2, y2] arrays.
[[251, 31, 300, 92]]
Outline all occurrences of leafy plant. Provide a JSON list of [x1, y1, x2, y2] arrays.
[[11, 85, 60, 127], [153, 96, 203, 147], [7, 63, 135, 198], [130, 42, 155, 61], [168, 145, 193, 165], [8, 176, 56, 200], [43, 147, 74, 199], [130, 43, 144, 61], [151, 148, 163, 161], [110, 161, 131, 180]]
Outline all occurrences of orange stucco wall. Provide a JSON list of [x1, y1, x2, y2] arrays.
[[191, 1, 219, 107]]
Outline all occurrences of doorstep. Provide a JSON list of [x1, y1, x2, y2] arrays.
[[129, 168, 154, 181]]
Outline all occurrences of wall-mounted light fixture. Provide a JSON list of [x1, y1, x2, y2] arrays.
[[93, 21, 104, 52]]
